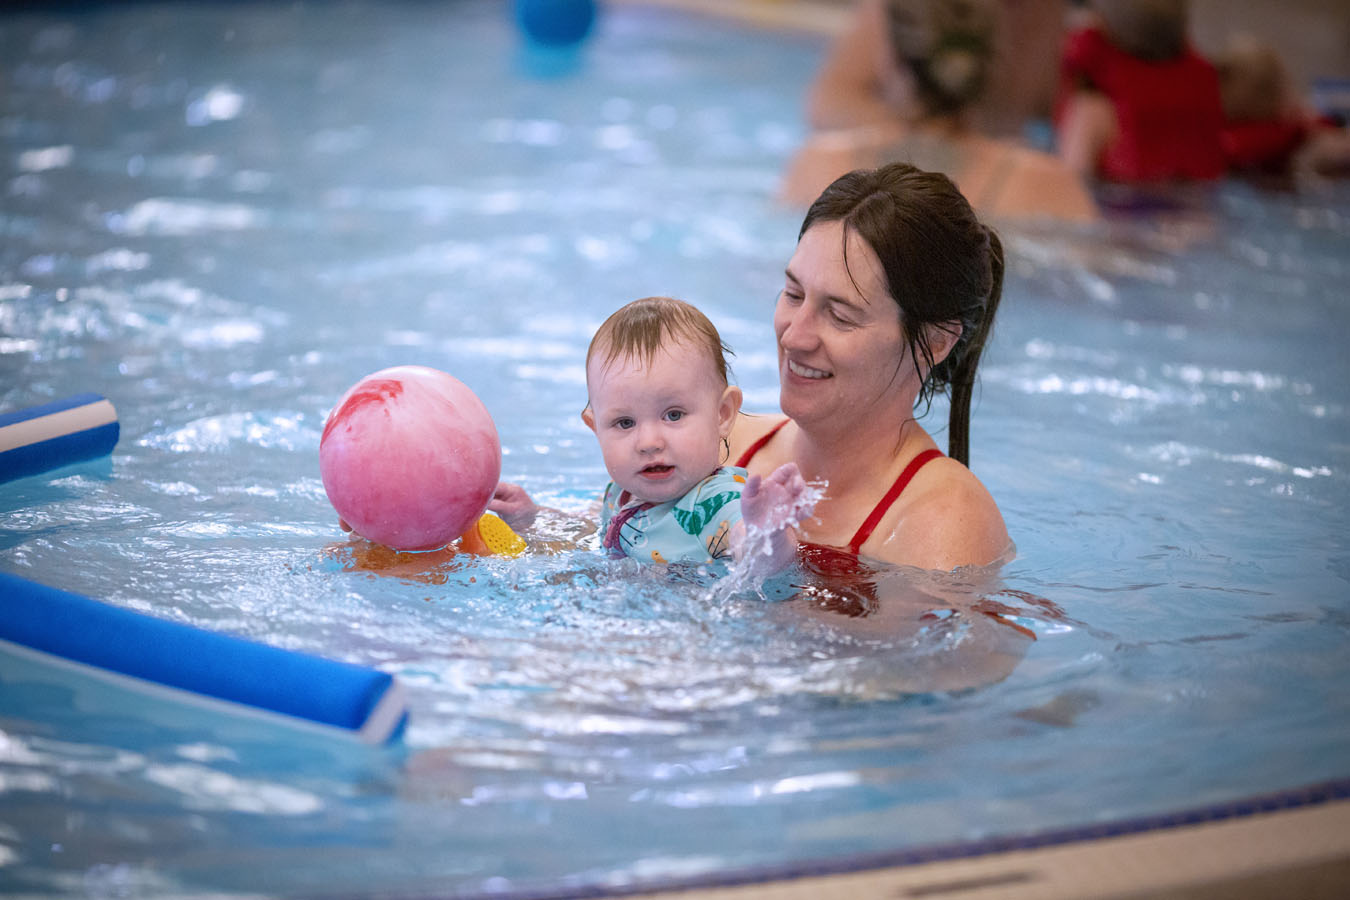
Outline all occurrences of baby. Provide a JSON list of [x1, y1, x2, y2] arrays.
[[492, 296, 813, 571]]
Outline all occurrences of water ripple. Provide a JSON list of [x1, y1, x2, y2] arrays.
[[142, 763, 322, 815], [139, 412, 316, 453], [112, 198, 263, 236]]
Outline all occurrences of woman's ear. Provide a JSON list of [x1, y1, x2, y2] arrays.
[[718, 385, 743, 437], [924, 320, 963, 369]]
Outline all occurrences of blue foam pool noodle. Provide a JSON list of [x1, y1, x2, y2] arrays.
[[0, 393, 120, 485], [0, 572, 408, 744]]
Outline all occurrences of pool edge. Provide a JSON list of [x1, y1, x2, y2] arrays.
[[608, 0, 849, 35], [632, 794, 1350, 899], [382, 781, 1349, 900]]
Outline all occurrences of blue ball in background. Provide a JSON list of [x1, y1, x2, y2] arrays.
[[514, 0, 598, 48]]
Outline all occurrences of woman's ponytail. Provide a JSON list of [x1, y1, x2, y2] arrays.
[[947, 226, 1003, 467]]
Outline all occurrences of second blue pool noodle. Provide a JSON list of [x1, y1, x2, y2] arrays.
[[0, 393, 120, 485], [0, 573, 407, 743]]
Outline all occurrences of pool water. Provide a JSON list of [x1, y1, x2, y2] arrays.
[[2, 1, 1349, 897]]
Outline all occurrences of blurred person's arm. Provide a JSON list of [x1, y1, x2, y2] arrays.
[[1056, 89, 1116, 178], [1298, 116, 1350, 177]]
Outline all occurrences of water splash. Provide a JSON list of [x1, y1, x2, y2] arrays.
[[708, 479, 826, 603]]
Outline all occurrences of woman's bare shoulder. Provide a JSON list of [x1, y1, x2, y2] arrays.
[[727, 411, 788, 461], [871, 457, 1011, 570], [994, 143, 1100, 224]]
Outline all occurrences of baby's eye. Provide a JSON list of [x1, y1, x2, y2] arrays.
[[613, 417, 635, 430], [664, 409, 685, 422]]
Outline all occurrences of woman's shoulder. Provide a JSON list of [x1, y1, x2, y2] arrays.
[[980, 139, 1100, 223], [870, 455, 1010, 570], [727, 412, 789, 463]]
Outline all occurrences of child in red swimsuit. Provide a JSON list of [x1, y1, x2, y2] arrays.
[[1054, 0, 1224, 182]]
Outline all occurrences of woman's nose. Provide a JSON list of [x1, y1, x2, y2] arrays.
[[778, 304, 818, 350]]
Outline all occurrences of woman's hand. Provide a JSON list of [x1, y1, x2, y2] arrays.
[[488, 482, 539, 532]]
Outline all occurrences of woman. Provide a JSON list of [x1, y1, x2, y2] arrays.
[[782, 0, 1097, 222], [733, 162, 1011, 572], [806, 0, 1066, 138]]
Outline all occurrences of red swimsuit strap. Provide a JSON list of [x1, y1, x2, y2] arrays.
[[735, 420, 944, 557], [733, 419, 788, 469], [847, 448, 944, 555]]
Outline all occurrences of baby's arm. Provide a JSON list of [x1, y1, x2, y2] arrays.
[[488, 482, 539, 532], [734, 462, 815, 574], [488, 481, 600, 553], [338, 480, 535, 535]]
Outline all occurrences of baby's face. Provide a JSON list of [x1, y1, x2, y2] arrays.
[[585, 339, 739, 505]]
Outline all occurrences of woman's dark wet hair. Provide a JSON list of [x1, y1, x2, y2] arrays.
[[798, 161, 1004, 467]]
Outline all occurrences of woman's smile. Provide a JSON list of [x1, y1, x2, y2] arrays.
[[786, 358, 831, 380]]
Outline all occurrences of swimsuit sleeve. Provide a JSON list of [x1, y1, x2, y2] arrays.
[[598, 481, 619, 535]]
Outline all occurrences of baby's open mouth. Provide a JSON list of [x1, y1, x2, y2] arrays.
[[641, 464, 674, 475]]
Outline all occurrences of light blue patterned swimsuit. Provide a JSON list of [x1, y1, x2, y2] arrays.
[[599, 467, 748, 564]]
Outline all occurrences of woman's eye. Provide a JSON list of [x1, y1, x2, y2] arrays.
[[829, 306, 856, 327], [780, 288, 803, 305]]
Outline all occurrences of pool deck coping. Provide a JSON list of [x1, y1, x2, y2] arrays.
[[609, 0, 849, 35], [633, 795, 1350, 900]]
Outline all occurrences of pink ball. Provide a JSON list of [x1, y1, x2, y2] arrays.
[[320, 366, 501, 551]]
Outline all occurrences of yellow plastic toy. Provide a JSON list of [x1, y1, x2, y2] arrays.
[[458, 512, 527, 557]]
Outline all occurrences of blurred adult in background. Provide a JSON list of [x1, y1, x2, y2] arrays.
[[1054, 0, 1225, 182], [782, 0, 1097, 222], [806, 0, 1067, 137]]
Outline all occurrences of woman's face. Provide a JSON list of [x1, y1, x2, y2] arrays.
[[775, 220, 909, 426]]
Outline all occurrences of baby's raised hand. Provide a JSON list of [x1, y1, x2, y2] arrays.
[[742, 462, 813, 532], [488, 481, 538, 532]]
